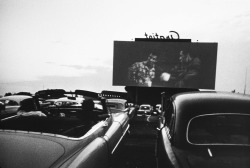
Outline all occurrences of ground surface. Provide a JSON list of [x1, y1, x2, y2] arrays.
[[110, 115, 159, 168]]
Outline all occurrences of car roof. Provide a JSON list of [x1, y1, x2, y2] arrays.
[[140, 104, 150, 106], [0, 95, 33, 103], [173, 91, 250, 116], [171, 91, 250, 147]]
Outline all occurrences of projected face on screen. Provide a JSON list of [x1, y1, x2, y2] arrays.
[[113, 41, 217, 89], [169, 49, 202, 88], [127, 53, 158, 87]]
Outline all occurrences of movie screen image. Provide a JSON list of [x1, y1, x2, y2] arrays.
[[113, 41, 218, 89]]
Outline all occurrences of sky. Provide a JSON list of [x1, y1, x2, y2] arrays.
[[0, 0, 250, 95]]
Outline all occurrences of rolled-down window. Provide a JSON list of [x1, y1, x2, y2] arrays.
[[187, 114, 250, 145]]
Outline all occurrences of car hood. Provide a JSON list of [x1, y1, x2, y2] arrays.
[[173, 146, 250, 168], [0, 132, 65, 168]]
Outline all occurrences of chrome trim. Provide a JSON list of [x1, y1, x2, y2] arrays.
[[111, 124, 130, 154], [207, 148, 213, 157], [1, 115, 19, 121]]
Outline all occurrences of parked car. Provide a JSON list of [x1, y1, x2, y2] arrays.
[[53, 97, 84, 107], [0, 95, 39, 119], [155, 104, 161, 113], [0, 90, 130, 168], [151, 104, 162, 116], [137, 104, 152, 116], [43, 98, 60, 105], [106, 98, 136, 119], [106, 98, 127, 113], [156, 91, 250, 168]]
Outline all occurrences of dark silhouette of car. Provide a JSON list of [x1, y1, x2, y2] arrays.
[[151, 104, 162, 116], [0, 90, 130, 168], [156, 91, 250, 168], [137, 104, 152, 116]]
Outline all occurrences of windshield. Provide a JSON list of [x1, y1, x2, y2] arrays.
[[140, 106, 150, 110], [187, 114, 250, 145]]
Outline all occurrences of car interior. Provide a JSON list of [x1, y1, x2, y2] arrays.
[[0, 96, 110, 138]]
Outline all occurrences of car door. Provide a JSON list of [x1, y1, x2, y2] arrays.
[[156, 98, 179, 168], [0, 99, 20, 118]]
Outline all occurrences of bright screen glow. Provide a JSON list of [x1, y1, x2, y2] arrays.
[[113, 41, 218, 89]]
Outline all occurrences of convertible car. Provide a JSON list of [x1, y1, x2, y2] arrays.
[[0, 90, 130, 168], [156, 91, 250, 168]]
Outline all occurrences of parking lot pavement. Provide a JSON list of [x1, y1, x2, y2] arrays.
[[110, 115, 159, 168]]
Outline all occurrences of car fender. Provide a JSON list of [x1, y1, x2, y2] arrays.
[[157, 126, 180, 168], [66, 137, 109, 168], [103, 122, 123, 154]]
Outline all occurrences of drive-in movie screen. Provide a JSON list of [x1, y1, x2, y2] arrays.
[[113, 41, 218, 89]]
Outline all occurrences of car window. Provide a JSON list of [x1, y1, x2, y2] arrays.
[[55, 101, 78, 107], [4, 100, 19, 106], [187, 114, 250, 145], [140, 106, 150, 110], [107, 104, 118, 109]]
